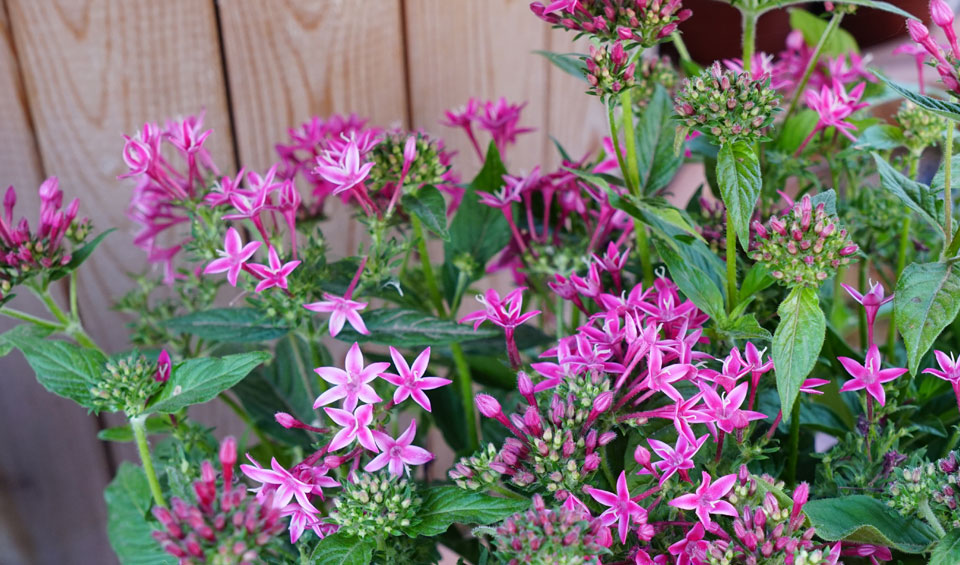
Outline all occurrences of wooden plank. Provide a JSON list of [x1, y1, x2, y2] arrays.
[[0, 2, 115, 563]]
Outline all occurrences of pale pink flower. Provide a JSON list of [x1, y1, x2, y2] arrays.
[[585, 470, 647, 544], [838, 344, 907, 406], [476, 97, 534, 153], [303, 293, 370, 337], [669, 471, 738, 526], [247, 245, 300, 292], [314, 138, 373, 195], [923, 350, 960, 413], [842, 280, 893, 347], [313, 342, 389, 411], [324, 404, 378, 452], [541, 0, 579, 15], [644, 434, 708, 486], [240, 456, 319, 513], [364, 420, 434, 476], [892, 42, 929, 94], [203, 227, 261, 286], [381, 347, 452, 412]]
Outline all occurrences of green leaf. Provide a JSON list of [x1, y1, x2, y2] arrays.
[[718, 313, 773, 342], [105, 463, 174, 564], [810, 189, 838, 216], [655, 238, 725, 321], [773, 286, 825, 417], [873, 153, 943, 235], [0, 323, 54, 359], [308, 532, 376, 565], [789, 10, 859, 56], [876, 72, 960, 122], [635, 85, 683, 194], [405, 486, 529, 537], [895, 261, 960, 374], [48, 228, 117, 282], [856, 124, 905, 151], [534, 50, 588, 83], [147, 352, 270, 414], [931, 155, 960, 194], [716, 141, 762, 251], [804, 495, 937, 553], [740, 263, 775, 301], [931, 530, 960, 565], [776, 109, 818, 154], [98, 416, 174, 442], [600, 181, 704, 243], [161, 308, 290, 343], [337, 308, 499, 348], [403, 185, 450, 240], [7, 336, 105, 408]]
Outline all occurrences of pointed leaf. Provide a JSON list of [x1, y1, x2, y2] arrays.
[[856, 124, 905, 150], [48, 228, 117, 281], [403, 185, 450, 240], [147, 351, 271, 414], [635, 85, 684, 194], [804, 495, 937, 553], [534, 50, 588, 82], [161, 308, 290, 343], [0, 323, 54, 359], [873, 153, 943, 235], [7, 336, 105, 408], [336, 308, 499, 348], [876, 72, 960, 121], [773, 286, 825, 417], [655, 238, 724, 321], [308, 532, 376, 565], [404, 486, 529, 537], [716, 141, 761, 251], [895, 261, 960, 374], [105, 463, 173, 564]]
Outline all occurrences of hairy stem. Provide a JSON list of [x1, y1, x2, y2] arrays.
[[131, 414, 166, 508], [726, 210, 738, 312], [919, 498, 948, 538], [607, 103, 636, 195], [945, 125, 955, 255], [0, 307, 61, 330], [786, 403, 801, 487], [411, 214, 446, 317], [783, 13, 844, 124], [741, 11, 758, 73], [451, 342, 479, 452], [619, 89, 641, 194]]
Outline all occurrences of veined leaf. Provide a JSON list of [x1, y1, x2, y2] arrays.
[[716, 141, 762, 251], [146, 352, 270, 414], [773, 286, 825, 417], [534, 50, 587, 82], [404, 486, 529, 537], [931, 530, 960, 565], [105, 463, 174, 564], [895, 261, 960, 374], [804, 495, 937, 553], [161, 308, 290, 343], [876, 72, 960, 122], [6, 336, 105, 409], [873, 153, 943, 235], [403, 185, 450, 240], [655, 238, 724, 321], [635, 85, 683, 194], [308, 532, 376, 565]]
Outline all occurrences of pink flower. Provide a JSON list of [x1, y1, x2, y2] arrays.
[[303, 293, 370, 337], [155, 350, 171, 382], [639, 347, 693, 399], [644, 434, 708, 486], [797, 79, 868, 154], [699, 382, 766, 434], [892, 42, 930, 94], [668, 522, 709, 565], [314, 138, 374, 195], [364, 420, 434, 476], [247, 245, 300, 292], [800, 377, 830, 395], [476, 97, 534, 153], [381, 347, 452, 412], [585, 471, 647, 544], [239, 456, 319, 513], [460, 287, 540, 331], [842, 280, 893, 347], [203, 227, 261, 287], [313, 342, 389, 411], [838, 344, 907, 406], [669, 471, 738, 526], [541, 0, 579, 15], [324, 404, 377, 452], [923, 350, 960, 413]]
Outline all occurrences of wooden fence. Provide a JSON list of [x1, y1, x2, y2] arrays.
[[0, 1, 608, 562]]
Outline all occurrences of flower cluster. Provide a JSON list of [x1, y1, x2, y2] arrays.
[[905, 0, 960, 96], [750, 194, 858, 287], [330, 473, 422, 539], [151, 437, 286, 562], [634, 55, 680, 107], [674, 62, 782, 144], [895, 101, 949, 156], [530, 0, 692, 48], [585, 41, 637, 99], [0, 178, 89, 301], [443, 97, 534, 161], [89, 351, 169, 416], [797, 79, 868, 154], [491, 493, 608, 565], [888, 451, 960, 530]]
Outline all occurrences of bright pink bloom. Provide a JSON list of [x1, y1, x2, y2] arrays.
[[462, 287, 540, 330], [639, 347, 693, 399], [155, 350, 172, 383], [838, 344, 907, 406], [803, 80, 868, 144], [247, 246, 300, 292], [840, 543, 893, 565], [669, 471, 738, 526], [239, 456, 319, 513], [381, 347, 451, 412], [585, 471, 647, 544], [313, 342, 389, 411], [476, 97, 534, 153], [644, 434, 708, 486], [324, 404, 377, 452], [923, 350, 960, 413], [365, 420, 434, 476], [541, 0, 579, 15], [668, 522, 709, 565], [303, 293, 370, 337], [314, 138, 374, 195], [800, 377, 830, 395], [203, 227, 261, 287], [699, 382, 766, 434], [842, 280, 893, 347]]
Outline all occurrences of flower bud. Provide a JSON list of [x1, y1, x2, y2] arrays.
[[475, 394, 503, 418], [155, 349, 171, 382], [931, 0, 955, 28]]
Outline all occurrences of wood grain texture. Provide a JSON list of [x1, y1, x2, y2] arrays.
[[0, 3, 115, 563], [8, 0, 236, 352]]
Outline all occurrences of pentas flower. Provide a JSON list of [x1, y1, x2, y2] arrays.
[[668, 522, 709, 564], [923, 350, 960, 413], [314, 137, 375, 196], [312, 342, 389, 411], [838, 344, 907, 407], [476, 97, 535, 154], [642, 434, 708, 486], [324, 404, 377, 452], [247, 245, 300, 292], [669, 471, 738, 526], [797, 79, 868, 153], [492, 494, 606, 565], [155, 350, 171, 383], [842, 280, 893, 347], [461, 287, 541, 368], [381, 346, 451, 412], [585, 471, 648, 544], [723, 52, 793, 91], [907, 7, 960, 95], [240, 456, 319, 513], [530, 0, 692, 48], [203, 227, 261, 287], [585, 41, 636, 99], [893, 41, 931, 94], [698, 382, 766, 435], [303, 257, 369, 337], [364, 420, 434, 477]]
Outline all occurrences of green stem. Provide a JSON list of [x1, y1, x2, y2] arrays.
[[411, 214, 446, 317], [451, 342, 479, 452], [607, 103, 636, 194], [69, 272, 80, 322], [489, 484, 526, 500], [600, 446, 617, 488], [945, 125, 954, 256], [619, 89, 641, 194], [130, 414, 166, 508], [919, 498, 948, 538], [635, 220, 654, 288], [0, 307, 61, 330], [33, 284, 70, 325], [671, 31, 693, 65], [858, 259, 868, 351], [782, 13, 844, 124], [786, 402, 801, 487], [741, 11, 758, 73], [725, 209, 738, 312]]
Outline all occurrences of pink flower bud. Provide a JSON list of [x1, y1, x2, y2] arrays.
[[275, 412, 297, 428], [931, 0, 954, 28], [155, 350, 172, 382], [839, 244, 858, 256], [219, 436, 237, 484], [475, 393, 502, 418], [907, 19, 931, 43], [591, 391, 613, 414], [634, 444, 651, 467]]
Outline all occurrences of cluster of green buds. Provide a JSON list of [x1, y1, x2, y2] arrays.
[[584, 41, 636, 99], [367, 131, 451, 190], [531, 0, 692, 49], [330, 473, 422, 539], [888, 451, 960, 529], [449, 443, 503, 491], [751, 194, 858, 287], [674, 61, 781, 145], [89, 351, 168, 416], [491, 494, 606, 565], [895, 101, 950, 157], [633, 56, 679, 108]]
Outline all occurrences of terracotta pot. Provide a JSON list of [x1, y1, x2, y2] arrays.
[[843, 0, 929, 49], [672, 0, 794, 64]]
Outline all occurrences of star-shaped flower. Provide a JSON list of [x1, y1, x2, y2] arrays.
[[240, 455, 319, 513], [324, 404, 377, 452], [698, 382, 766, 434], [314, 138, 374, 195], [924, 350, 960, 413], [203, 227, 261, 286], [644, 434, 708, 486], [313, 342, 389, 411], [303, 292, 370, 337], [838, 344, 907, 406], [381, 347, 451, 412], [247, 245, 300, 292], [585, 470, 647, 544], [669, 471, 738, 526], [364, 420, 434, 477]]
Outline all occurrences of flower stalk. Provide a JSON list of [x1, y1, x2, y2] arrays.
[[130, 414, 166, 508]]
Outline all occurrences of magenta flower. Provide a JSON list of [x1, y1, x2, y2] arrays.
[[638, 347, 693, 400], [324, 404, 377, 452], [800, 378, 830, 395], [314, 138, 374, 195], [203, 227, 262, 286], [381, 347, 451, 412], [699, 382, 766, 434], [668, 522, 709, 565], [364, 420, 434, 477], [240, 456, 319, 513], [476, 97, 534, 154], [303, 293, 370, 337], [923, 350, 960, 413], [838, 344, 907, 407], [313, 342, 389, 411], [797, 79, 868, 154], [461, 287, 540, 368], [247, 245, 300, 292], [669, 471, 738, 526], [585, 470, 646, 544], [644, 434, 708, 486], [155, 350, 172, 383], [541, 0, 579, 15], [842, 280, 893, 347]]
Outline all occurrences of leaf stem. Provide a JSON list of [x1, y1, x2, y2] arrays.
[[619, 89, 641, 194], [725, 210, 738, 312], [411, 214, 446, 317], [741, 11, 758, 73], [945, 124, 954, 255], [919, 498, 947, 538], [130, 414, 167, 508], [0, 307, 61, 330], [786, 402, 800, 487], [635, 220, 654, 288], [451, 342, 479, 452], [671, 32, 693, 65], [782, 13, 844, 124]]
